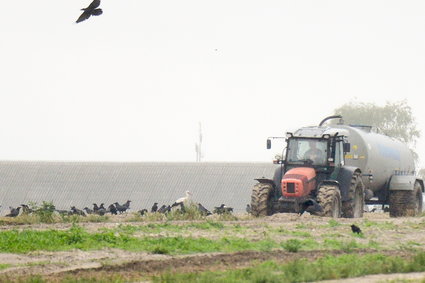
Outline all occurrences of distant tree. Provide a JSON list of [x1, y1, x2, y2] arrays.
[[333, 100, 420, 162]]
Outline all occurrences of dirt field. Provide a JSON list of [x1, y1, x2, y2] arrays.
[[0, 211, 424, 282]]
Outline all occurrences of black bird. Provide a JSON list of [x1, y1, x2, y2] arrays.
[[114, 202, 129, 214], [76, 0, 103, 23], [213, 204, 225, 214], [157, 205, 168, 214], [351, 224, 362, 234], [70, 206, 86, 216], [123, 200, 131, 210], [92, 203, 100, 213], [107, 204, 118, 215], [197, 203, 211, 216], [5, 206, 21, 217], [96, 203, 106, 215], [83, 207, 94, 214], [298, 199, 324, 216], [151, 202, 158, 213], [213, 204, 233, 214], [20, 204, 33, 215], [138, 208, 148, 216]]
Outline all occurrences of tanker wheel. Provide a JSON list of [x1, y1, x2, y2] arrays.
[[342, 173, 365, 218], [316, 185, 341, 218], [251, 183, 273, 217], [389, 181, 423, 217]]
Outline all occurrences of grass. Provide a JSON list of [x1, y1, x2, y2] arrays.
[[0, 221, 389, 255], [2, 252, 425, 283], [0, 224, 280, 254], [153, 252, 425, 283], [362, 219, 397, 230]]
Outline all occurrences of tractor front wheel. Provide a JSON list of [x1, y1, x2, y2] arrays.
[[317, 185, 341, 218], [251, 183, 273, 217]]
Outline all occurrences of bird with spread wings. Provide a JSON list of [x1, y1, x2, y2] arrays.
[[76, 0, 103, 23]]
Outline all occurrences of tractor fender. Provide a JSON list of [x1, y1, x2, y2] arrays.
[[255, 166, 286, 200], [255, 178, 275, 187], [334, 166, 362, 201], [389, 175, 424, 192]]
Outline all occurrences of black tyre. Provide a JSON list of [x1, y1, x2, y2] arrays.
[[317, 185, 341, 218], [342, 173, 365, 218], [251, 183, 273, 217], [389, 181, 423, 217]]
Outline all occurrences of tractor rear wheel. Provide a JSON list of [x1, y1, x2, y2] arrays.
[[317, 185, 341, 218], [389, 181, 423, 217], [342, 173, 365, 218], [251, 183, 273, 217]]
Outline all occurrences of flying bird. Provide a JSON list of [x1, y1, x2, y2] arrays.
[[351, 224, 362, 234], [76, 0, 103, 23]]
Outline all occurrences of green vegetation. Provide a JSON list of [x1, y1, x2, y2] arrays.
[[0, 224, 279, 254], [154, 252, 425, 283], [334, 100, 420, 148], [327, 219, 341, 227], [362, 219, 397, 230]]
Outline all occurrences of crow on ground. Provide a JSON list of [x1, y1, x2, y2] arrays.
[[70, 206, 86, 216], [76, 0, 103, 23], [96, 203, 106, 215], [213, 204, 233, 214], [20, 204, 33, 215], [151, 202, 158, 213], [157, 205, 169, 214], [351, 224, 362, 234], [83, 207, 93, 214], [107, 204, 118, 215], [5, 206, 21, 217], [93, 203, 99, 213], [138, 209, 148, 216], [298, 199, 324, 216], [197, 203, 211, 216], [114, 202, 129, 214]]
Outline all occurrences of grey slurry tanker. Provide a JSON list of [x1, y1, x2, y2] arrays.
[[251, 115, 423, 218]]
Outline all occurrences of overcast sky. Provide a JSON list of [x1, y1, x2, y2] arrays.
[[0, 1, 424, 167]]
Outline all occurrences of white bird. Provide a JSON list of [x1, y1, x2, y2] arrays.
[[171, 191, 193, 207]]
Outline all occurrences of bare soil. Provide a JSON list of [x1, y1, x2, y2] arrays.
[[0, 211, 424, 282]]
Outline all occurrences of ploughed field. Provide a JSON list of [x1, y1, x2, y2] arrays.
[[0, 210, 424, 282]]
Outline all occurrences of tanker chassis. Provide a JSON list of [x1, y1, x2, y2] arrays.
[[251, 115, 424, 218]]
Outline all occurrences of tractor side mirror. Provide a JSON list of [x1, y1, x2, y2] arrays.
[[266, 139, 271, 149], [343, 143, 351, 153]]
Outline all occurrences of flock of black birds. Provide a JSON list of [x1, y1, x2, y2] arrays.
[[4, 201, 132, 217], [3, 202, 364, 235], [3, 200, 235, 218]]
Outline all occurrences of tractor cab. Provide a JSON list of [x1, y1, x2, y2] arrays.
[[284, 127, 350, 172]]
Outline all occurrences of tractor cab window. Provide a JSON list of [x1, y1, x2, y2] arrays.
[[287, 139, 328, 165]]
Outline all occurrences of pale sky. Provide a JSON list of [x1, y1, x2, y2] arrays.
[[0, 1, 424, 167]]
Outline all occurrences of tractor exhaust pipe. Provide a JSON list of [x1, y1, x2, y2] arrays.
[[319, 115, 343, 127]]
